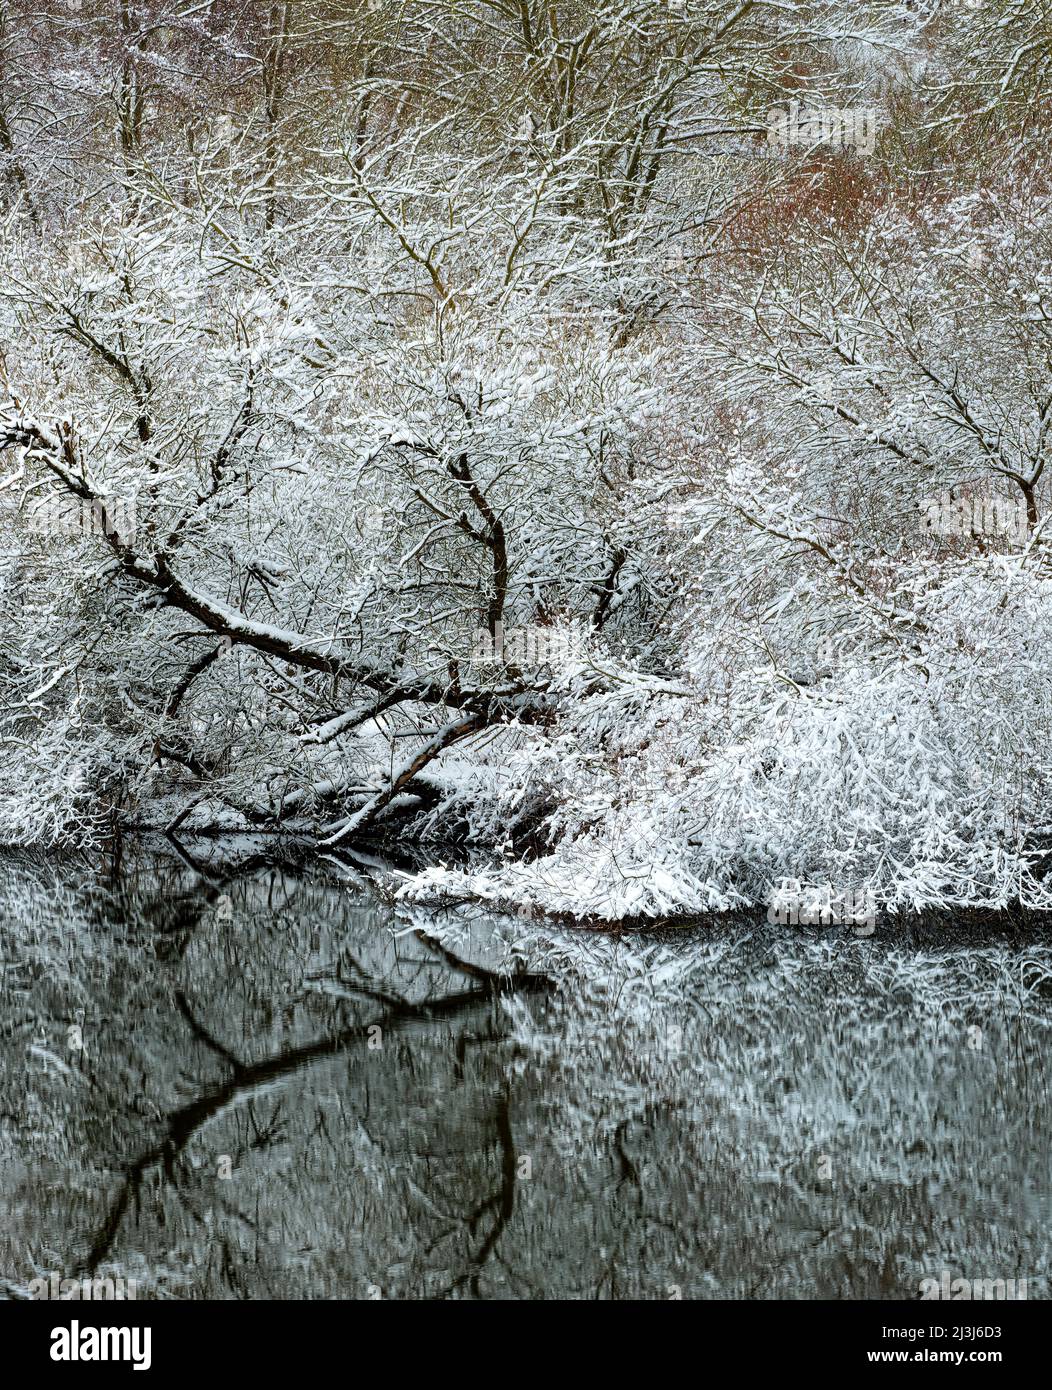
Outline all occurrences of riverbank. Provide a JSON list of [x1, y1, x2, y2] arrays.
[[24, 828, 1052, 940]]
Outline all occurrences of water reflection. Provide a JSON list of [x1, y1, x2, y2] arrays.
[[1, 843, 1050, 1300]]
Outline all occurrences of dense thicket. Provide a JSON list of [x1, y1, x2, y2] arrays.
[[2, 1, 1051, 918]]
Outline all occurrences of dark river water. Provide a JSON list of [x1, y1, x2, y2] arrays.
[[1, 841, 1049, 1300]]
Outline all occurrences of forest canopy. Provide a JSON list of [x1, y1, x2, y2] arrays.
[[1, 0, 1051, 920]]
